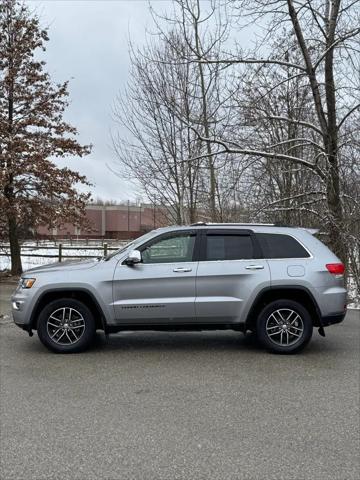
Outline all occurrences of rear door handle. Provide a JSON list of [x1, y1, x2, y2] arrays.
[[173, 267, 192, 272], [245, 265, 264, 270]]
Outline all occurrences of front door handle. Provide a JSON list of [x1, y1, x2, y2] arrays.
[[245, 265, 264, 270], [173, 267, 192, 272]]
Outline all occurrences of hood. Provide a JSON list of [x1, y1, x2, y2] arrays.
[[23, 259, 99, 275]]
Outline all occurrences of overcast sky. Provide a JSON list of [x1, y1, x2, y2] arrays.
[[27, 0, 174, 202]]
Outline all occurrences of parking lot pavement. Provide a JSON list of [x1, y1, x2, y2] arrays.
[[0, 282, 14, 324], [0, 283, 359, 480]]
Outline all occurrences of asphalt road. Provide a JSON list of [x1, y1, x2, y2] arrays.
[[0, 283, 359, 480]]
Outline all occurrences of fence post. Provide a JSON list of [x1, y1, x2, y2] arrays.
[[103, 243, 108, 257], [58, 243, 63, 262]]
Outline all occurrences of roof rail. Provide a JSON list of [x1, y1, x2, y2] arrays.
[[190, 222, 276, 227], [189, 222, 318, 231]]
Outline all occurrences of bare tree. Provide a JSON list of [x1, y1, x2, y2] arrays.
[[113, 33, 203, 224], [227, 33, 326, 227], [113, 1, 237, 223], [183, 0, 360, 265]]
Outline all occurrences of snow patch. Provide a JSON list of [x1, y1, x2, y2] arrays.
[[0, 241, 127, 272]]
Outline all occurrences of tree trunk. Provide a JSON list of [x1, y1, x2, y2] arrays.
[[208, 156, 217, 221], [8, 214, 22, 275], [188, 168, 197, 223], [5, 11, 22, 276], [323, 1, 345, 264], [193, 1, 217, 221], [326, 152, 347, 265]]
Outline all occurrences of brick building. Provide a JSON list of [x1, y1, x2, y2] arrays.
[[37, 203, 168, 240]]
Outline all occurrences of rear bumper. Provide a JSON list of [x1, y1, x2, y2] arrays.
[[321, 312, 346, 327]]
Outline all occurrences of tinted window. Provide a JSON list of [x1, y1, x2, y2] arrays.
[[141, 233, 196, 264], [205, 235, 253, 261], [257, 233, 310, 258]]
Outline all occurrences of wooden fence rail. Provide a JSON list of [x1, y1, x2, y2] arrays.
[[0, 245, 120, 251], [0, 243, 121, 262]]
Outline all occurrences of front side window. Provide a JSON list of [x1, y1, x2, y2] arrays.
[[205, 234, 254, 261], [141, 233, 196, 264], [256, 233, 310, 258]]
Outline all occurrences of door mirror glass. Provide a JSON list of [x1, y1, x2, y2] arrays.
[[125, 249, 142, 265]]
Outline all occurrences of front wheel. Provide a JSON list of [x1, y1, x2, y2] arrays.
[[256, 300, 313, 354], [37, 298, 96, 353]]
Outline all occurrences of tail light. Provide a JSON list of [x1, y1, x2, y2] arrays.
[[326, 263, 345, 276]]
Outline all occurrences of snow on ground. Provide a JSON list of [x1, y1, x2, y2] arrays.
[[0, 241, 128, 272], [347, 275, 360, 310]]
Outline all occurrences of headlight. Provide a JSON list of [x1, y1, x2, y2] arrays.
[[20, 278, 36, 289]]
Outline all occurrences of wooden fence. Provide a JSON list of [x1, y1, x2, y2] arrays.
[[0, 243, 123, 262]]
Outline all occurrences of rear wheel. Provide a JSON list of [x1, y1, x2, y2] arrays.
[[256, 300, 313, 354], [37, 298, 96, 353]]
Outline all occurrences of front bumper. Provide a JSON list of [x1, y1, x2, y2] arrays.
[[14, 321, 32, 333], [11, 286, 36, 328]]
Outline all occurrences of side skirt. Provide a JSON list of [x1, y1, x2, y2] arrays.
[[105, 322, 245, 334]]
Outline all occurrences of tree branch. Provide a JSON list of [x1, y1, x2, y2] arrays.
[[338, 103, 360, 130], [186, 129, 326, 179]]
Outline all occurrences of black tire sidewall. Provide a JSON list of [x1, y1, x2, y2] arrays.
[[256, 299, 313, 354], [37, 298, 95, 353]]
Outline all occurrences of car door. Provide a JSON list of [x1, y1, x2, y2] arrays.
[[112, 230, 199, 324], [195, 229, 270, 323]]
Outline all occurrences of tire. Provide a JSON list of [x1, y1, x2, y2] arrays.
[[256, 299, 313, 354], [37, 298, 96, 353]]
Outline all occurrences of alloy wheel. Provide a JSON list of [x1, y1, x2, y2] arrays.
[[46, 307, 86, 345], [265, 308, 304, 347]]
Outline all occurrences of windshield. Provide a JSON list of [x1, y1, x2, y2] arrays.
[[103, 230, 156, 261]]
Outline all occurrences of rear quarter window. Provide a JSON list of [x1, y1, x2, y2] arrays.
[[256, 233, 310, 259]]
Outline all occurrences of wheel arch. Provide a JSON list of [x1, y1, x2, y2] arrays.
[[245, 286, 322, 331], [30, 288, 107, 331]]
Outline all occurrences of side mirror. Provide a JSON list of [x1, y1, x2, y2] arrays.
[[125, 249, 142, 265]]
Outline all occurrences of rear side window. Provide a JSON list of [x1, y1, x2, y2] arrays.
[[205, 235, 254, 261], [257, 233, 310, 259]]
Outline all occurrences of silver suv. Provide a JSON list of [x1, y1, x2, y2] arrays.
[[12, 224, 347, 354]]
